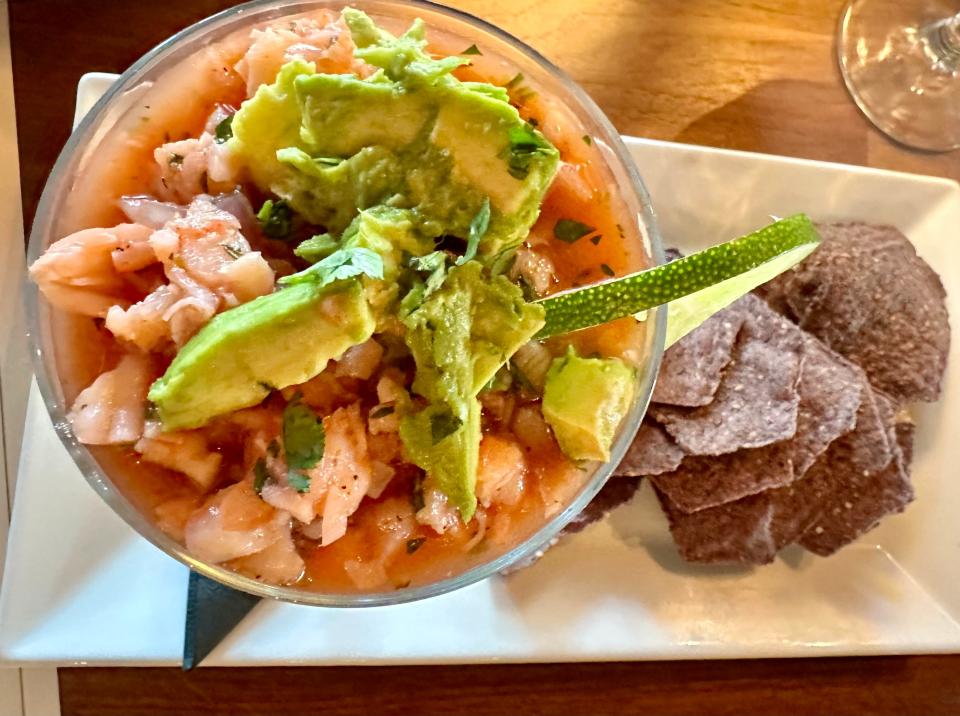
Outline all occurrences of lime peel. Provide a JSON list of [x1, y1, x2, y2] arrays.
[[534, 214, 820, 339]]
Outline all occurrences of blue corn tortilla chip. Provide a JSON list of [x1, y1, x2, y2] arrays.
[[651, 300, 746, 407], [651, 295, 804, 456], [799, 393, 914, 556], [617, 421, 684, 477], [657, 379, 902, 564], [758, 222, 949, 404]]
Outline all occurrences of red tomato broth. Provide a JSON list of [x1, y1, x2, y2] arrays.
[[42, 10, 650, 594]]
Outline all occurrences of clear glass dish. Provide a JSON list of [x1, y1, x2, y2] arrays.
[[24, 0, 666, 607]]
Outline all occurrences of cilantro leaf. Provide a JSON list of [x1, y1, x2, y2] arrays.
[[287, 468, 312, 493], [253, 458, 271, 496], [461, 44, 482, 56], [600, 263, 615, 277], [279, 247, 384, 287], [503, 122, 552, 180], [257, 199, 293, 239], [456, 197, 490, 266], [370, 404, 395, 419], [282, 401, 325, 470], [406, 537, 426, 554], [214, 114, 234, 144], [554, 218, 596, 244], [430, 410, 463, 443], [400, 250, 449, 317]]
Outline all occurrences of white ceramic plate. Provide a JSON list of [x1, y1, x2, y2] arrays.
[[1, 75, 958, 666]]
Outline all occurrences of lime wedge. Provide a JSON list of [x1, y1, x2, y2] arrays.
[[535, 214, 820, 340]]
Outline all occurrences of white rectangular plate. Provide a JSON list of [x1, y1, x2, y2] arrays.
[[1, 75, 959, 666]]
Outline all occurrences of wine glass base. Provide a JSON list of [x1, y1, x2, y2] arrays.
[[839, 0, 960, 152]]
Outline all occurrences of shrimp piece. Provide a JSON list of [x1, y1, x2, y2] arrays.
[[154, 136, 237, 203], [415, 482, 462, 535], [335, 338, 384, 380], [154, 495, 204, 542], [230, 520, 305, 585], [68, 351, 153, 445], [236, 13, 363, 96], [313, 403, 373, 545], [157, 196, 274, 306], [367, 461, 395, 499], [476, 435, 527, 508], [294, 369, 357, 416], [260, 403, 372, 544], [164, 266, 220, 345], [509, 245, 557, 297], [111, 224, 158, 273], [511, 404, 556, 453], [135, 425, 223, 492], [184, 481, 290, 563], [105, 284, 180, 351], [29, 224, 152, 317], [343, 497, 417, 589], [220, 251, 275, 304]]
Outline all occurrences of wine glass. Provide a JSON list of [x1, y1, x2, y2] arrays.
[[839, 0, 960, 152]]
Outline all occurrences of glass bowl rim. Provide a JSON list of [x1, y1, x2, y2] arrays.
[[24, 0, 666, 607]]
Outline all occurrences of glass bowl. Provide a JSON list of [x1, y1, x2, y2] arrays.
[[25, 0, 666, 606]]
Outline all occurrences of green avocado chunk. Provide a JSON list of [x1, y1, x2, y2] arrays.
[[148, 280, 374, 430], [399, 261, 545, 519], [228, 10, 559, 261], [542, 348, 637, 462]]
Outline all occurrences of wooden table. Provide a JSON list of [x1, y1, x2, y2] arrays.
[[8, 0, 960, 713]]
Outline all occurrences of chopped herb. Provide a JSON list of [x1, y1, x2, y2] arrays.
[[430, 411, 463, 443], [601, 263, 615, 277], [616, 223, 625, 238], [457, 197, 490, 265], [221, 242, 244, 259], [282, 401, 326, 470], [267, 440, 280, 458], [554, 218, 596, 244], [503, 122, 552, 180], [253, 459, 270, 496], [582, 134, 593, 145], [461, 44, 482, 55], [168, 153, 184, 168], [144, 402, 159, 421], [214, 114, 234, 144], [370, 404, 395, 419], [279, 246, 384, 288], [590, 235, 603, 246], [411, 474, 425, 512], [406, 537, 426, 554], [287, 468, 311, 493], [528, 117, 539, 127], [257, 199, 293, 239]]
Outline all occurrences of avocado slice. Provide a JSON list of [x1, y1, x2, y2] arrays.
[[148, 280, 374, 430], [542, 348, 637, 462], [399, 261, 545, 519], [228, 11, 559, 261]]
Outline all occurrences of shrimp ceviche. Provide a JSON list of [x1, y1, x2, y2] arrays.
[[30, 8, 648, 592]]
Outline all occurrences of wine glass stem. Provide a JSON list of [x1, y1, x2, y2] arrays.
[[925, 12, 960, 68]]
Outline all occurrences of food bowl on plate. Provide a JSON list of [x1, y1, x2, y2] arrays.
[[25, 0, 665, 606]]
